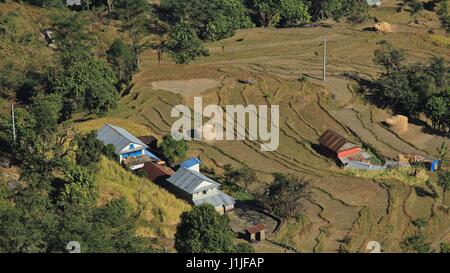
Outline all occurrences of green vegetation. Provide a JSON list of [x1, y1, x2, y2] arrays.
[[158, 134, 187, 164], [107, 38, 137, 84], [400, 233, 432, 253], [223, 164, 257, 192], [48, 47, 118, 118], [160, 0, 253, 41], [175, 204, 235, 253], [437, 0, 450, 33], [262, 173, 311, 219], [373, 41, 450, 133], [165, 22, 209, 64], [0, 102, 150, 252]]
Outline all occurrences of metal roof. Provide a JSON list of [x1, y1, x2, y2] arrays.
[[144, 150, 160, 161], [180, 157, 201, 169], [345, 161, 386, 171], [97, 124, 148, 155], [167, 167, 221, 194], [319, 129, 355, 153], [192, 190, 235, 207], [246, 223, 266, 234], [142, 162, 175, 182]]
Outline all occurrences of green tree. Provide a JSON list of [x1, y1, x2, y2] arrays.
[[305, 0, 368, 23], [437, 0, 450, 33], [60, 165, 97, 207], [107, 38, 136, 83], [248, 0, 311, 27], [400, 234, 432, 253], [115, 0, 152, 70], [159, 134, 187, 164], [0, 174, 58, 253], [50, 11, 94, 50], [75, 131, 105, 168], [48, 47, 118, 118], [374, 41, 406, 74], [160, 0, 253, 40], [175, 204, 235, 253], [224, 165, 257, 192], [425, 93, 449, 131], [437, 172, 450, 204], [403, 0, 424, 19], [264, 173, 311, 219], [165, 23, 209, 64], [235, 242, 255, 253]]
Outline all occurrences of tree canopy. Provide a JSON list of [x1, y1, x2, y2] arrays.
[[175, 204, 235, 253]]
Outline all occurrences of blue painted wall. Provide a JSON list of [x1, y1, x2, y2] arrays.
[[122, 150, 143, 159]]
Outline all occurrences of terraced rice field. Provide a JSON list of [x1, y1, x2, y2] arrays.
[[81, 2, 450, 252]]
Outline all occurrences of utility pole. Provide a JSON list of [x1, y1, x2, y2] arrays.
[[323, 35, 327, 82], [11, 103, 16, 142]]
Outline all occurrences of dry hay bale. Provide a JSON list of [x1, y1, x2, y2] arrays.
[[385, 115, 408, 134], [374, 22, 393, 33], [398, 154, 410, 164], [194, 124, 217, 141], [238, 77, 257, 85]]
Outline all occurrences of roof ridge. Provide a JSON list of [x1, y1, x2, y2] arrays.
[[105, 124, 147, 147], [182, 167, 220, 185]]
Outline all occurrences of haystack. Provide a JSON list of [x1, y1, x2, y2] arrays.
[[374, 22, 392, 33], [194, 124, 217, 141], [385, 115, 408, 134]]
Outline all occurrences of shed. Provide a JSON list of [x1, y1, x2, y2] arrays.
[[319, 129, 359, 158], [180, 157, 201, 172], [245, 223, 266, 242]]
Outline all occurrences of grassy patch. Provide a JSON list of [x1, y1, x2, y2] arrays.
[[75, 117, 153, 137], [96, 157, 190, 238], [346, 167, 430, 186], [274, 215, 308, 250], [429, 35, 450, 47]]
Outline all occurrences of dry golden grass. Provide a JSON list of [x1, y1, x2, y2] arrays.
[[96, 157, 190, 238], [75, 117, 154, 137]]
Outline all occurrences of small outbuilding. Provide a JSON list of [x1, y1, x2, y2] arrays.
[[180, 157, 202, 173], [245, 223, 266, 243], [319, 129, 360, 159]]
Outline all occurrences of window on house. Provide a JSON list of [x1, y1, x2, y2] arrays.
[[203, 190, 207, 195]]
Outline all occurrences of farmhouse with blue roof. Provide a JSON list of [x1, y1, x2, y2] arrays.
[[96, 124, 160, 170], [167, 167, 235, 214]]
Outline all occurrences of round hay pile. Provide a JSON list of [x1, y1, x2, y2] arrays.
[[194, 124, 217, 141], [374, 22, 392, 33], [385, 115, 408, 134]]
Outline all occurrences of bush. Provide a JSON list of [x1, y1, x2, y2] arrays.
[[107, 39, 136, 83], [165, 23, 209, 64]]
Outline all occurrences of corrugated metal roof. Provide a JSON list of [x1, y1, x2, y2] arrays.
[[97, 124, 148, 155], [143, 162, 174, 182], [180, 157, 201, 169], [192, 190, 235, 207], [144, 149, 160, 161], [167, 167, 221, 194], [345, 161, 386, 171], [319, 129, 350, 153], [246, 223, 266, 234]]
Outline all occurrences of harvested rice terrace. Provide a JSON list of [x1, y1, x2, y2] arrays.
[[85, 2, 450, 252]]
